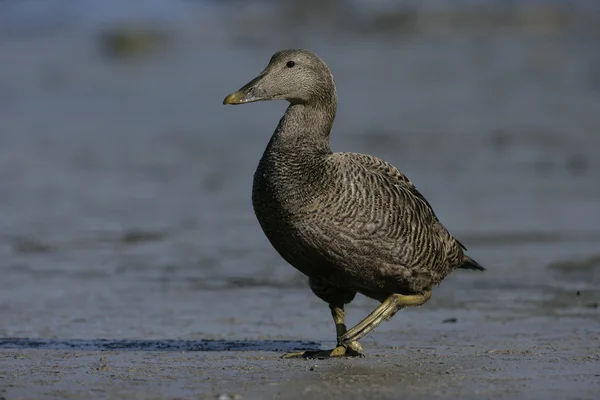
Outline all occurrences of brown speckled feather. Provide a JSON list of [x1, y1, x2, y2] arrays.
[[228, 49, 482, 304]]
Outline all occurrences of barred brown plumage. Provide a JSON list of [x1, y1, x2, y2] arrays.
[[223, 49, 485, 359]]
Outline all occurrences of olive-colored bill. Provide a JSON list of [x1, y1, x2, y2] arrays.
[[223, 75, 264, 105], [223, 91, 247, 105]]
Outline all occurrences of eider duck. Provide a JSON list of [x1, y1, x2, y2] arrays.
[[223, 49, 484, 358]]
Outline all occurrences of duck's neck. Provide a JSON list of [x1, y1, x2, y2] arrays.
[[268, 99, 337, 155]]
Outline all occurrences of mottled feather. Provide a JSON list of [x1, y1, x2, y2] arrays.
[[227, 49, 484, 304]]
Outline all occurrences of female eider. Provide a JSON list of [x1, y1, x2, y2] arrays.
[[223, 49, 484, 358]]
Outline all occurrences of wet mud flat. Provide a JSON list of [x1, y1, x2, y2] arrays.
[[1, 317, 599, 400], [1, 279, 599, 400]]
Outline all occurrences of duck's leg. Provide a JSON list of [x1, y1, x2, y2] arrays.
[[329, 304, 364, 356], [282, 303, 363, 359], [339, 291, 432, 346], [282, 278, 360, 359]]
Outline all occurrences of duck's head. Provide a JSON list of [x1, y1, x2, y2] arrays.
[[223, 49, 335, 106]]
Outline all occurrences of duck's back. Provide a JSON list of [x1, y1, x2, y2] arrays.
[[252, 148, 466, 298]]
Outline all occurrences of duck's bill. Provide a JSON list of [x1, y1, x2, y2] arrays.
[[223, 76, 264, 105], [223, 90, 257, 105]]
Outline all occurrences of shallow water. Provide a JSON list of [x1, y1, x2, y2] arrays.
[[0, 2, 599, 399]]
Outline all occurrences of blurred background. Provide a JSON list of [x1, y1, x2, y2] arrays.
[[0, 0, 599, 341]]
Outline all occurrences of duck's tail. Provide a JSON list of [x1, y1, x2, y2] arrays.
[[459, 255, 485, 271]]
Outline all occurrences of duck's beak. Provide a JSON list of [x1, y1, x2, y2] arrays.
[[223, 91, 246, 105], [223, 75, 264, 105]]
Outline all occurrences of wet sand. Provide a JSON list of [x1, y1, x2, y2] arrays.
[[1, 2, 600, 399], [2, 296, 599, 399], [1, 263, 599, 399]]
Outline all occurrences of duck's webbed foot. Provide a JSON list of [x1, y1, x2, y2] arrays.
[[281, 340, 364, 359], [283, 280, 362, 359], [281, 306, 365, 358]]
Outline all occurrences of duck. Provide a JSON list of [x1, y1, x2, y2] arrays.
[[223, 49, 484, 358]]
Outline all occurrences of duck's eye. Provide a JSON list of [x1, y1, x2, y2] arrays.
[[286, 61, 295, 68]]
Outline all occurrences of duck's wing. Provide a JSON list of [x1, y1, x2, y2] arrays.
[[337, 152, 467, 251]]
